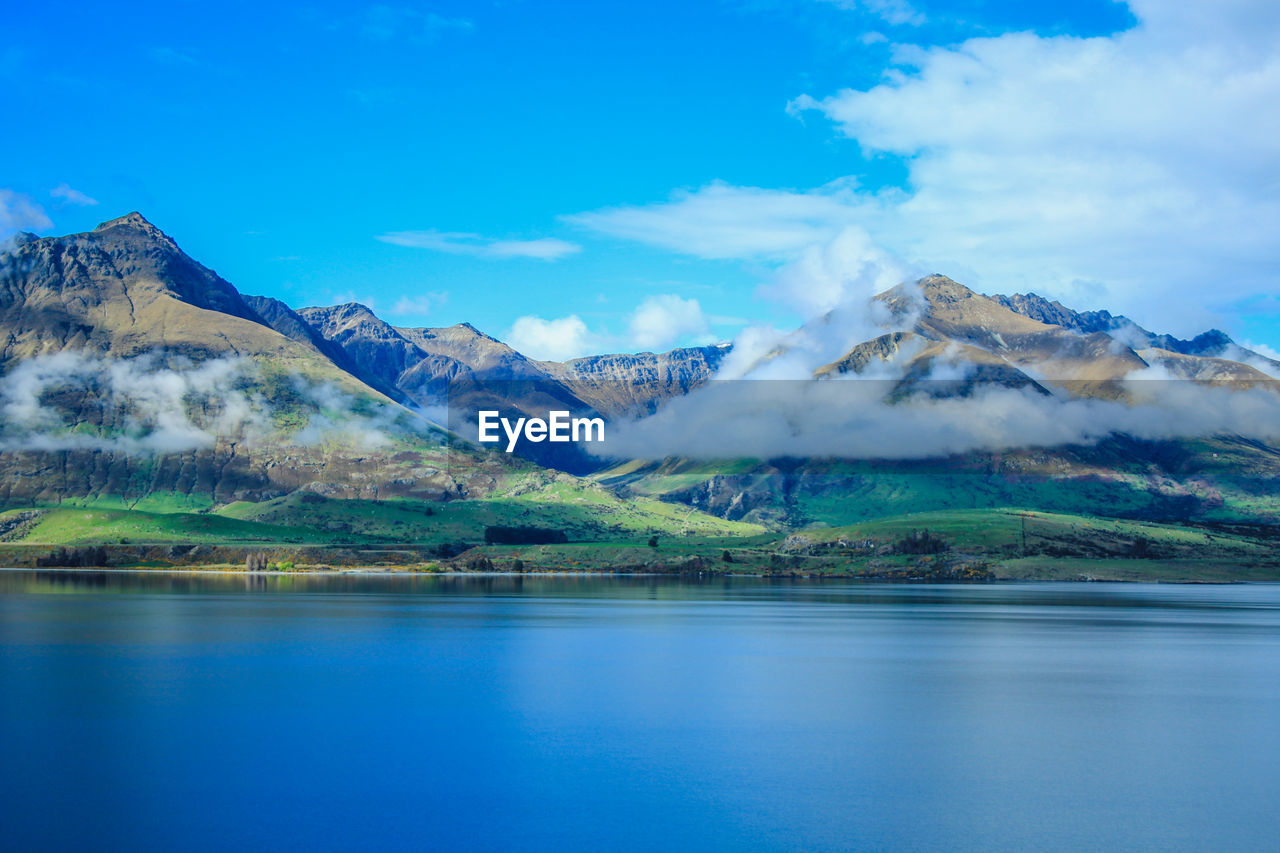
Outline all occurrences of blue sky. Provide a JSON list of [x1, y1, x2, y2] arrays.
[[4, 0, 1278, 360]]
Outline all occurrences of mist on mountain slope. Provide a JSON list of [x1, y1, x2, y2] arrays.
[[598, 231, 1280, 461], [595, 369, 1280, 462], [0, 351, 431, 454], [715, 227, 926, 380]]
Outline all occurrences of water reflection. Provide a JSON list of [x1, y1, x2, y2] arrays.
[[3, 568, 1277, 612], [2, 571, 1278, 852]]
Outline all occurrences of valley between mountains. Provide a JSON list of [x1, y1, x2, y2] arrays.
[[2, 213, 1278, 580]]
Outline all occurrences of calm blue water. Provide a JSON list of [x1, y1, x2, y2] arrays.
[[2, 572, 1279, 852]]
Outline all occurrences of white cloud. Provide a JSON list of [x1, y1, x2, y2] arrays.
[[49, 183, 98, 206], [791, 0, 1280, 331], [506, 315, 607, 361], [1233, 342, 1280, 378], [764, 226, 917, 316], [377, 229, 581, 260], [390, 291, 447, 319], [0, 189, 52, 236], [568, 181, 866, 260], [0, 351, 430, 454], [574, 190, 917, 329], [485, 238, 580, 260], [597, 374, 1280, 462], [818, 0, 925, 27], [628, 294, 713, 351], [1243, 341, 1280, 362], [0, 352, 266, 453], [571, 1, 1280, 337]]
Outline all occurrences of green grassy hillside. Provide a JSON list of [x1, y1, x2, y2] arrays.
[[597, 436, 1280, 528], [4, 506, 355, 546], [2, 478, 762, 549], [778, 508, 1280, 581], [220, 480, 762, 544]]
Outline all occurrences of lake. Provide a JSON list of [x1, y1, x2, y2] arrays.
[[2, 572, 1278, 851]]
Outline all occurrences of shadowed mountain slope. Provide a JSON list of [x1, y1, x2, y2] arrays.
[[993, 291, 1280, 374]]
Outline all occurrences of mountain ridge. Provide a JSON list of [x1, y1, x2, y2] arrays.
[[2, 213, 1279, 577]]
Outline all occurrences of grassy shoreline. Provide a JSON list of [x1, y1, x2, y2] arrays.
[[4, 559, 1275, 583], [4, 503, 1277, 583]]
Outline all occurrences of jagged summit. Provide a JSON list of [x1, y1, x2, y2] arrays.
[[94, 211, 153, 230], [993, 292, 1122, 335], [918, 272, 969, 291], [90, 212, 176, 246], [305, 301, 380, 320], [991, 291, 1246, 360]]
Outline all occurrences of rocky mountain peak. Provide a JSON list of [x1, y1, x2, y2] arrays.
[[1179, 329, 1232, 355], [315, 302, 379, 321], [992, 292, 1121, 335], [992, 291, 1240, 358], [917, 273, 972, 296], [877, 275, 983, 319], [407, 321, 504, 346], [92, 211, 169, 239]]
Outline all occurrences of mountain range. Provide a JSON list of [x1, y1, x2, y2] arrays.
[[1, 213, 1277, 580]]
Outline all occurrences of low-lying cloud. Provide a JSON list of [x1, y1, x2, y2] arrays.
[[595, 372, 1280, 462], [0, 351, 432, 455]]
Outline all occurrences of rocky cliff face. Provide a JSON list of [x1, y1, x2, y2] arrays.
[[0, 439, 501, 506], [298, 303, 444, 392], [992, 291, 1241, 358], [542, 345, 729, 416], [990, 292, 1124, 336]]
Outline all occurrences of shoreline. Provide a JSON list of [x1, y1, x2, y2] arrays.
[[0, 565, 1257, 584]]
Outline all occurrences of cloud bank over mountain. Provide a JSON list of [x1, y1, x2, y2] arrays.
[[507, 294, 716, 361], [598, 375, 1280, 462], [573, 0, 1280, 338], [0, 352, 424, 454]]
